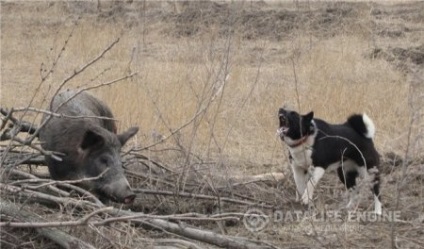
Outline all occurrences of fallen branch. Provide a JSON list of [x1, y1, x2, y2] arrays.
[[0, 135, 63, 162], [134, 188, 274, 209], [0, 199, 96, 249], [155, 239, 203, 249], [1, 183, 275, 249], [0, 151, 46, 167], [109, 209, 272, 249], [0, 210, 240, 228], [5, 169, 69, 197], [227, 172, 285, 183], [0, 204, 113, 228], [21, 168, 110, 189], [6, 169, 105, 206], [211, 172, 286, 189], [0, 183, 100, 209], [0, 108, 37, 136]]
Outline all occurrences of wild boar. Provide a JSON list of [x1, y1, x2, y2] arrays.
[[39, 90, 138, 204]]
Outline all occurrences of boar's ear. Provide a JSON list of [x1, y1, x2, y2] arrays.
[[117, 127, 139, 146], [81, 130, 105, 150]]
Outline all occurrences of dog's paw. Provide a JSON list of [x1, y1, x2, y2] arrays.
[[295, 192, 300, 202], [346, 199, 357, 210], [301, 193, 310, 205]]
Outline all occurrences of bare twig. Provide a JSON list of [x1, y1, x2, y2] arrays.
[[41, 18, 79, 82], [9, 107, 116, 121], [134, 102, 212, 151], [6, 168, 106, 206], [2, 135, 63, 162], [134, 188, 274, 209], [0, 108, 37, 135], [391, 90, 418, 249], [27, 38, 122, 143], [5, 169, 70, 197], [290, 56, 302, 111], [0, 151, 45, 167], [25, 168, 110, 189], [125, 150, 174, 173], [49, 38, 121, 110], [70, 73, 137, 97]]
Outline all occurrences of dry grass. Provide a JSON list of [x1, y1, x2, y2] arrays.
[[1, 1, 423, 248]]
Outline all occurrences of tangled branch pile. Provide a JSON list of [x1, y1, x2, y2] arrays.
[[0, 107, 286, 249]]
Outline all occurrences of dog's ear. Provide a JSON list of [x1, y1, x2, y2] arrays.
[[303, 111, 314, 124]]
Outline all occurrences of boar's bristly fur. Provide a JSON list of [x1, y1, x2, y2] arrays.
[[39, 90, 139, 204]]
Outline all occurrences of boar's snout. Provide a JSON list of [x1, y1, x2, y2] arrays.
[[101, 176, 136, 204], [123, 193, 136, 204], [122, 191, 135, 204]]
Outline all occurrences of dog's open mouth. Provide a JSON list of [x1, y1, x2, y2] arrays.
[[278, 115, 289, 136]]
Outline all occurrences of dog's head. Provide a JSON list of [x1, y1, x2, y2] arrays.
[[277, 108, 315, 145]]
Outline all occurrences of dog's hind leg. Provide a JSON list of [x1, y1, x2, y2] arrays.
[[338, 167, 360, 209], [358, 166, 382, 215], [369, 167, 382, 215], [292, 164, 308, 202], [301, 166, 325, 205]]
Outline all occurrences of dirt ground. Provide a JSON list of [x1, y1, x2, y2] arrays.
[[1, 1, 423, 248]]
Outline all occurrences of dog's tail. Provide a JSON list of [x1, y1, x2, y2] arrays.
[[347, 113, 376, 139]]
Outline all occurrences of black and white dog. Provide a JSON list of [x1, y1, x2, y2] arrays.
[[277, 108, 382, 214]]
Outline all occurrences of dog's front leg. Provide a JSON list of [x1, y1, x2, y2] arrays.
[[301, 166, 325, 205], [292, 164, 309, 201]]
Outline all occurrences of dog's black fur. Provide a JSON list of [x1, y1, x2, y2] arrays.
[[278, 108, 382, 213]]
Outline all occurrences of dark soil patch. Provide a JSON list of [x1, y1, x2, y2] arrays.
[[370, 44, 424, 72], [161, 1, 362, 40]]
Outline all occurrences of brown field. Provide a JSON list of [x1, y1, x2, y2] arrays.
[[1, 1, 423, 249]]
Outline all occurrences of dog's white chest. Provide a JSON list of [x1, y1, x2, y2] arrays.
[[289, 146, 313, 169]]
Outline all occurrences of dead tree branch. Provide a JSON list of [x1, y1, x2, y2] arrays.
[[9, 107, 117, 121], [0, 183, 275, 249], [0, 209, 240, 228], [113, 209, 270, 249], [0, 199, 96, 249], [0, 183, 100, 209], [5, 169, 105, 206], [134, 188, 274, 209], [0, 108, 37, 136]]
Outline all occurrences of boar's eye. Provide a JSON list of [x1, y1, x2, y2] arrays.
[[99, 156, 110, 166]]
